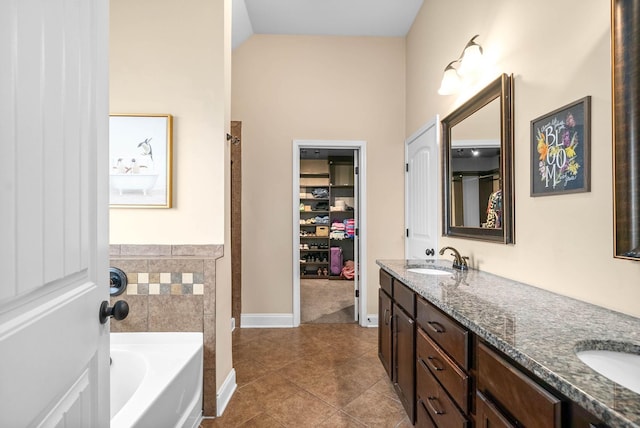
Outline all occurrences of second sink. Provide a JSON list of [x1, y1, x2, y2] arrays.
[[576, 349, 640, 394], [407, 268, 452, 276]]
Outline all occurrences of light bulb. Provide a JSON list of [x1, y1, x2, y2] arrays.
[[438, 62, 461, 95]]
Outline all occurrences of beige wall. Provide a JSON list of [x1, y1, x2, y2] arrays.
[[110, 0, 226, 244], [232, 35, 406, 317], [407, 0, 640, 317], [216, 0, 234, 396], [110, 0, 234, 396]]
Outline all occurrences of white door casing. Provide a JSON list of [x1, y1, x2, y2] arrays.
[[292, 140, 367, 327], [405, 117, 440, 260], [352, 149, 359, 322], [0, 0, 110, 426]]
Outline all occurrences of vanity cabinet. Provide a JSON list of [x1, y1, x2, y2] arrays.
[[378, 268, 610, 428]]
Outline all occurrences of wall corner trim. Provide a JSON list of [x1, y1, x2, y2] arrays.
[[240, 313, 294, 328], [216, 368, 237, 417]]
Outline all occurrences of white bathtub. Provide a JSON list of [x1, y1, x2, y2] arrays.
[[110, 332, 203, 428]]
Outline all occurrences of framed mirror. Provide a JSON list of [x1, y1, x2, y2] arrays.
[[441, 73, 514, 243], [613, 0, 640, 260]]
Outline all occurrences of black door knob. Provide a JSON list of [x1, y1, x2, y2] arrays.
[[99, 300, 129, 324], [425, 248, 435, 256]]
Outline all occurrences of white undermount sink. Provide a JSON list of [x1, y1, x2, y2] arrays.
[[576, 349, 640, 394], [407, 268, 452, 276]]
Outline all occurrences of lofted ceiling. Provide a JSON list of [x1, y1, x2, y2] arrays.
[[232, 0, 424, 49]]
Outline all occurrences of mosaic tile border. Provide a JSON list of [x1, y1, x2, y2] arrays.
[[126, 272, 205, 295]]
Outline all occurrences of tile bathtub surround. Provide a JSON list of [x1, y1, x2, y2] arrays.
[[110, 244, 223, 417], [377, 259, 640, 428]]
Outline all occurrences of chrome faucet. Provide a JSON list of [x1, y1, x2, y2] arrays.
[[439, 246, 469, 270]]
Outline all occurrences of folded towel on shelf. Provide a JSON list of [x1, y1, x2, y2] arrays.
[[312, 201, 329, 211], [330, 231, 346, 240], [344, 219, 356, 237], [331, 222, 346, 231], [315, 215, 329, 224], [311, 188, 329, 199]]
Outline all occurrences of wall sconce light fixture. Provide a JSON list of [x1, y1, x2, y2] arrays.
[[438, 35, 484, 96]]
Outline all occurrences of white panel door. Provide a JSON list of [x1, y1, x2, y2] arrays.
[[0, 0, 110, 427], [405, 117, 439, 260]]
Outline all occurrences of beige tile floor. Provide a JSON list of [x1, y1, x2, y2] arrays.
[[201, 324, 412, 428]]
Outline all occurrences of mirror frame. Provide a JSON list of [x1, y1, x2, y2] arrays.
[[612, 0, 640, 260], [441, 73, 515, 243]]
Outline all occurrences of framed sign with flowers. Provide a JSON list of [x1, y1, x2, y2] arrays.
[[531, 96, 591, 196]]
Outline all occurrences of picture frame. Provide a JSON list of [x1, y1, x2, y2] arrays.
[[109, 114, 173, 208], [530, 96, 591, 196]]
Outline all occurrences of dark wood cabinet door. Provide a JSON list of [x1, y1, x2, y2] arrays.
[[476, 391, 515, 428], [378, 288, 393, 378], [394, 303, 416, 424]]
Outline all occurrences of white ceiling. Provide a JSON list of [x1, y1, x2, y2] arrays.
[[232, 0, 424, 49]]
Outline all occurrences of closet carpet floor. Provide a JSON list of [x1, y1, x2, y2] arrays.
[[201, 324, 412, 428], [300, 279, 356, 324]]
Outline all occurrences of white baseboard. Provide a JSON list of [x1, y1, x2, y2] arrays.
[[216, 368, 237, 417], [364, 314, 378, 327], [240, 313, 294, 328]]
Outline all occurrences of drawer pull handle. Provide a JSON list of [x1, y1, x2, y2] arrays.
[[426, 396, 446, 415], [427, 321, 445, 333], [427, 356, 444, 371], [383, 308, 390, 325]]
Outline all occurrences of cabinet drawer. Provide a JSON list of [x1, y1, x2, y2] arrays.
[[416, 328, 469, 413], [393, 280, 415, 317], [477, 342, 562, 427], [415, 398, 437, 428], [476, 391, 516, 428], [416, 297, 469, 369], [417, 358, 469, 428], [379, 269, 393, 296]]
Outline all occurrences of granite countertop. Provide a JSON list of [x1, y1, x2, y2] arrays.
[[376, 259, 640, 428]]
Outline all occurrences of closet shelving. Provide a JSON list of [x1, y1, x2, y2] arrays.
[[299, 157, 355, 280], [328, 158, 355, 280], [299, 171, 330, 279]]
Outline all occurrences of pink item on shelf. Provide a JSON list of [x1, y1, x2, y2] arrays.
[[344, 219, 355, 237], [341, 260, 355, 279]]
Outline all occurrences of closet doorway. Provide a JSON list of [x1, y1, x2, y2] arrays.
[[292, 140, 367, 327]]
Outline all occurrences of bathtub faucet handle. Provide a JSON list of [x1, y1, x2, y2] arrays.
[[99, 300, 129, 324]]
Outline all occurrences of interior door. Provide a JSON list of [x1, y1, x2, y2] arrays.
[[405, 117, 439, 259], [0, 0, 110, 426]]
